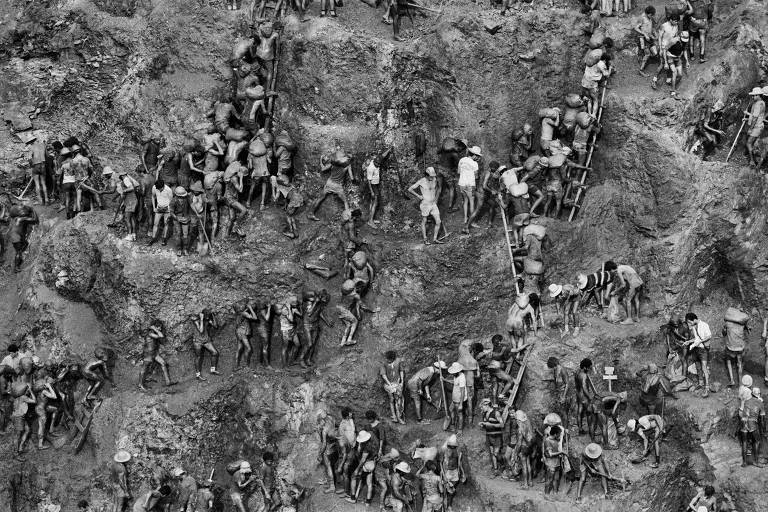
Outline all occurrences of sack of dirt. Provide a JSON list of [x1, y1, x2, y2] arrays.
[[245, 85, 265, 100], [565, 93, 584, 108], [248, 138, 268, 157], [226, 460, 247, 475], [413, 446, 438, 461], [225, 128, 249, 142], [275, 130, 297, 152], [204, 172, 221, 190], [588, 30, 605, 49], [523, 257, 544, 275], [11, 382, 30, 398], [331, 150, 351, 167], [182, 136, 199, 153], [523, 224, 546, 240], [724, 307, 749, 325], [259, 132, 275, 147], [548, 153, 567, 167], [563, 108, 580, 129], [584, 48, 603, 66], [538, 107, 559, 120], [576, 111, 593, 129], [607, 296, 621, 323]]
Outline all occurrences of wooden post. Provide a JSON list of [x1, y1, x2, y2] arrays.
[[603, 366, 617, 393]]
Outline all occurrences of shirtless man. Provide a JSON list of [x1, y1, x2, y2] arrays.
[[746, 87, 766, 167], [542, 154, 566, 217], [487, 360, 517, 403], [254, 23, 279, 94], [111, 451, 132, 512], [256, 300, 274, 368], [337, 280, 376, 346], [408, 167, 446, 245], [381, 350, 405, 424], [317, 410, 341, 493], [547, 356, 572, 428], [300, 290, 331, 367], [28, 136, 49, 205], [654, 32, 689, 97], [170, 187, 192, 253], [278, 295, 302, 367], [509, 125, 533, 167], [463, 160, 502, 234], [192, 309, 221, 380], [139, 320, 175, 391], [345, 251, 375, 296], [653, 14, 680, 90], [82, 348, 112, 405], [235, 302, 256, 369], [575, 358, 600, 435], [440, 434, 465, 509], [627, 414, 665, 468], [8, 205, 39, 272], [611, 264, 644, 323], [505, 296, 536, 350], [688, 0, 713, 63], [223, 162, 248, 238], [634, 6, 658, 74], [549, 283, 582, 337], [141, 134, 163, 176]]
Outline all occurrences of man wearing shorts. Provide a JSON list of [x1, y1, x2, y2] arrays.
[[457, 146, 481, 225], [652, 14, 680, 91], [612, 264, 644, 324], [365, 148, 391, 227], [407, 361, 446, 423], [247, 140, 272, 211], [309, 150, 353, 220], [688, 0, 713, 63], [408, 167, 445, 245], [478, 399, 505, 474], [8, 205, 38, 273], [148, 178, 173, 246], [722, 309, 748, 387], [539, 109, 560, 154], [634, 6, 658, 74], [685, 312, 712, 396], [223, 162, 248, 238], [28, 136, 48, 205], [746, 87, 766, 167], [60, 148, 76, 215]]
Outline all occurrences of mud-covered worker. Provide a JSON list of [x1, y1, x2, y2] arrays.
[[309, 150, 353, 220], [739, 386, 765, 467], [132, 485, 172, 512], [577, 443, 612, 501], [447, 362, 467, 434], [12, 382, 36, 459], [575, 358, 600, 435], [685, 312, 712, 397], [256, 300, 274, 368], [440, 434, 465, 510], [635, 6, 658, 74], [487, 360, 516, 402], [230, 461, 257, 512], [543, 424, 565, 495], [234, 302, 255, 369], [172, 467, 198, 512], [458, 339, 485, 423], [478, 399, 505, 474], [337, 279, 376, 347], [463, 160, 503, 234], [549, 283, 582, 338], [8, 205, 39, 273], [258, 452, 280, 511], [627, 414, 664, 468], [509, 125, 533, 167], [141, 134, 163, 176], [457, 146, 481, 226], [82, 348, 112, 405], [546, 356, 572, 427], [387, 462, 412, 512], [505, 296, 536, 354], [688, 0, 713, 63], [611, 264, 644, 324], [746, 87, 766, 167], [540, 108, 560, 155], [192, 309, 221, 380], [693, 99, 725, 159], [637, 362, 676, 414], [687, 485, 717, 512], [147, 178, 173, 246], [722, 308, 748, 388], [665, 313, 691, 372], [111, 451, 132, 512], [345, 250, 375, 296], [512, 410, 535, 488], [581, 56, 610, 116], [254, 23, 279, 90], [139, 320, 175, 391], [407, 361, 447, 424], [600, 391, 627, 447], [389, 0, 412, 42], [408, 167, 446, 245], [195, 477, 215, 512], [654, 31, 689, 97], [337, 407, 357, 496], [381, 350, 405, 424], [300, 289, 330, 368], [278, 295, 302, 366], [28, 135, 49, 205], [365, 147, 392, 228], [416, 460, 444, 512], [316, 410, 341, 494], [169, 186, 192, 256]]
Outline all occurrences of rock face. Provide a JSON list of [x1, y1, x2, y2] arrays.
[[4, 0, 768, 510]]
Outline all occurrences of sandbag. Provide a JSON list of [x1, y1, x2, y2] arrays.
[[245, 85, 265, 100], [563, 107, 579, 129], [204, 172, 221, 190], [538, 108, 559, 120], [576, 111, 593, 129], [11, 382, 29, 398], [223, 163, 243, 181], [515, 293, 530, 309], [259, 132, 275, 146], [584, 48, 603, 66], [225, 128, 248, 142], [249, 138, 268, 157], [565, 93, 584, 108], [413, 446, 438, 461], [226, 460, 247, 475], [523, 224, 546, 240], [548, 153, 567, 167], [275, 130, 297, 152], [182, 137, 198, 153], [588, 30, 606, 50], [725, 307, 749, 325], [203, 133, 222, 151], [607, 295, 621, 323], [523, 257, 544, 275], [232, 38, 253, 62], [510, 183, 528, 197], [440, 137, 461, 153], [331, 150, 351, 167]]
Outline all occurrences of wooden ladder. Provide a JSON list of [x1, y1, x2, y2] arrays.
[[507, 340, 535, 407], [568, 82, 608, 222], [500, 208, 523, 295]]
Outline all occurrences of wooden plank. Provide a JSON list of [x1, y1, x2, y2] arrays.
[[507, 341, 535, 407], [500, 209, 521, 294]]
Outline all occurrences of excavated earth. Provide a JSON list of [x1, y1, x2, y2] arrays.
[[3, 0, 768, 510]]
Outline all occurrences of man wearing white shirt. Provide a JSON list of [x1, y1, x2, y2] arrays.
[[457, 146, 481, 225], [1, 344, 22, 372], [685, 312, 712, 397]]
